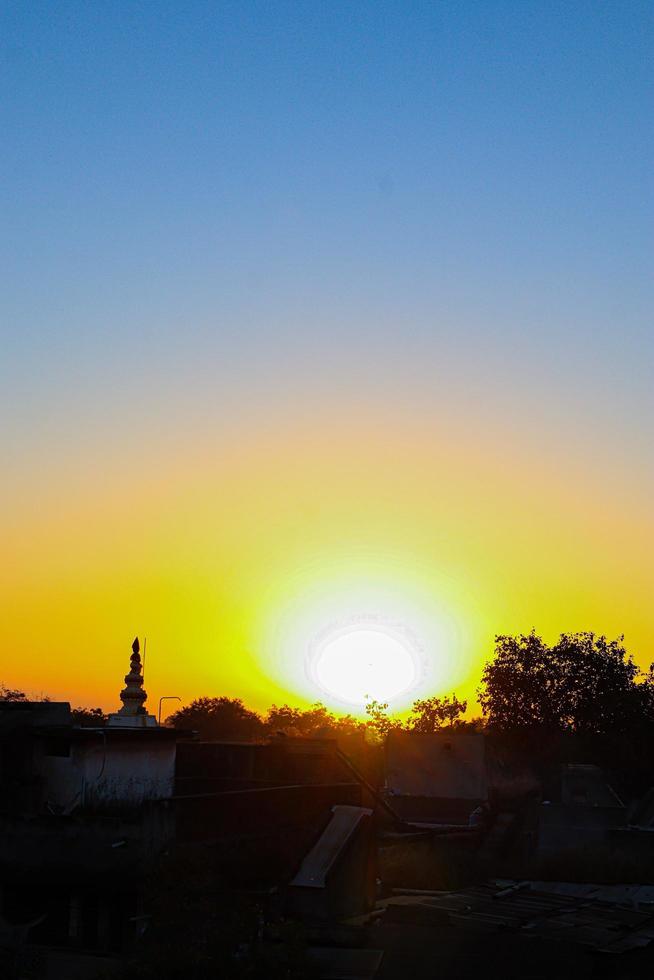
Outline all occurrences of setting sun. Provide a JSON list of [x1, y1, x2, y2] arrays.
[[308, 624, 420, 708]]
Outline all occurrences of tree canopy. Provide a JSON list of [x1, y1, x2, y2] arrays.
[[408, 694, 468, 733], [479, 631, 651, 737], [0, 684, 27, 701], [71, 706, 108, 726], [167, 696, 265, 740], [166, 691, 472, 742], [265, 702, 366, 738]]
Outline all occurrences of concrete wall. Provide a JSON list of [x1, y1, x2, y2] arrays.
[[538, 803, 626, 853], [175, 737, 366, 795], [174, 781, 362, 843], [0, 805, 175, 872], [171, 782, 364, 887], [386, 732, 487, 800], [39, 736, 176, 811]]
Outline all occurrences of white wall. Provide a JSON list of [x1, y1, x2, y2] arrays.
[[39, 735, 176, 811]]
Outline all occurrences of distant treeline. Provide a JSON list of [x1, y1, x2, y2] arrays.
[[164, 690, 474, 742], [68, 694, 475, 741], [6, 629, 652, 743]]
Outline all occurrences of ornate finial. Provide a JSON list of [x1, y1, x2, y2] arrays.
[[117, 636, 148, 716], [106, 637, 158, 728]]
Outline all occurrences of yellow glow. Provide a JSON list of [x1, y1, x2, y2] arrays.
[[1, 405, 652, 715]]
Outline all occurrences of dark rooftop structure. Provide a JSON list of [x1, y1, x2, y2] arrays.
[[385, 731, 487, 826], [288, 804, 376, 920]]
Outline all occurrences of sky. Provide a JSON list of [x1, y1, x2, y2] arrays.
[[1, 1, 652, 717]]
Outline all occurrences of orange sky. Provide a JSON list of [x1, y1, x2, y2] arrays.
[[3, 400, 651, 719]]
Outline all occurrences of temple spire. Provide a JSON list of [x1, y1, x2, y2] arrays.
[[117, 637, 148, 716], [107, 637, 158, 728]]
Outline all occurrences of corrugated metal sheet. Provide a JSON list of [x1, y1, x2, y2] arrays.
[[381, 880, 654, 952], [527, 881, 654, 906]]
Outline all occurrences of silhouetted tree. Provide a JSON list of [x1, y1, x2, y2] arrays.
[[266, 703, 322, 736], [0, 684, 27, 701], [265, 702, 366, 738], [638, 664, 654, 717], [71, 706, 107, 726], [364, 700, 403, 741], [408, 693, 467, 733], [479, 631, 645, 737], [167, 697, 264, 740]]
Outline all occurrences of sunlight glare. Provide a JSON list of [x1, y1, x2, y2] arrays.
[[311, 627, 418, 707]]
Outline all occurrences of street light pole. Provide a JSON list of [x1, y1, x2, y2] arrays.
[[158, 695, 181, 725]]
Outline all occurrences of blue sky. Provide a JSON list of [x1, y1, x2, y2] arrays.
[[2, 0, 651, 498], [4, 2, 651, 345]]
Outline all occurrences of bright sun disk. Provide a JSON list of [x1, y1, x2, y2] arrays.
[[310, 626, 418, 707]]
